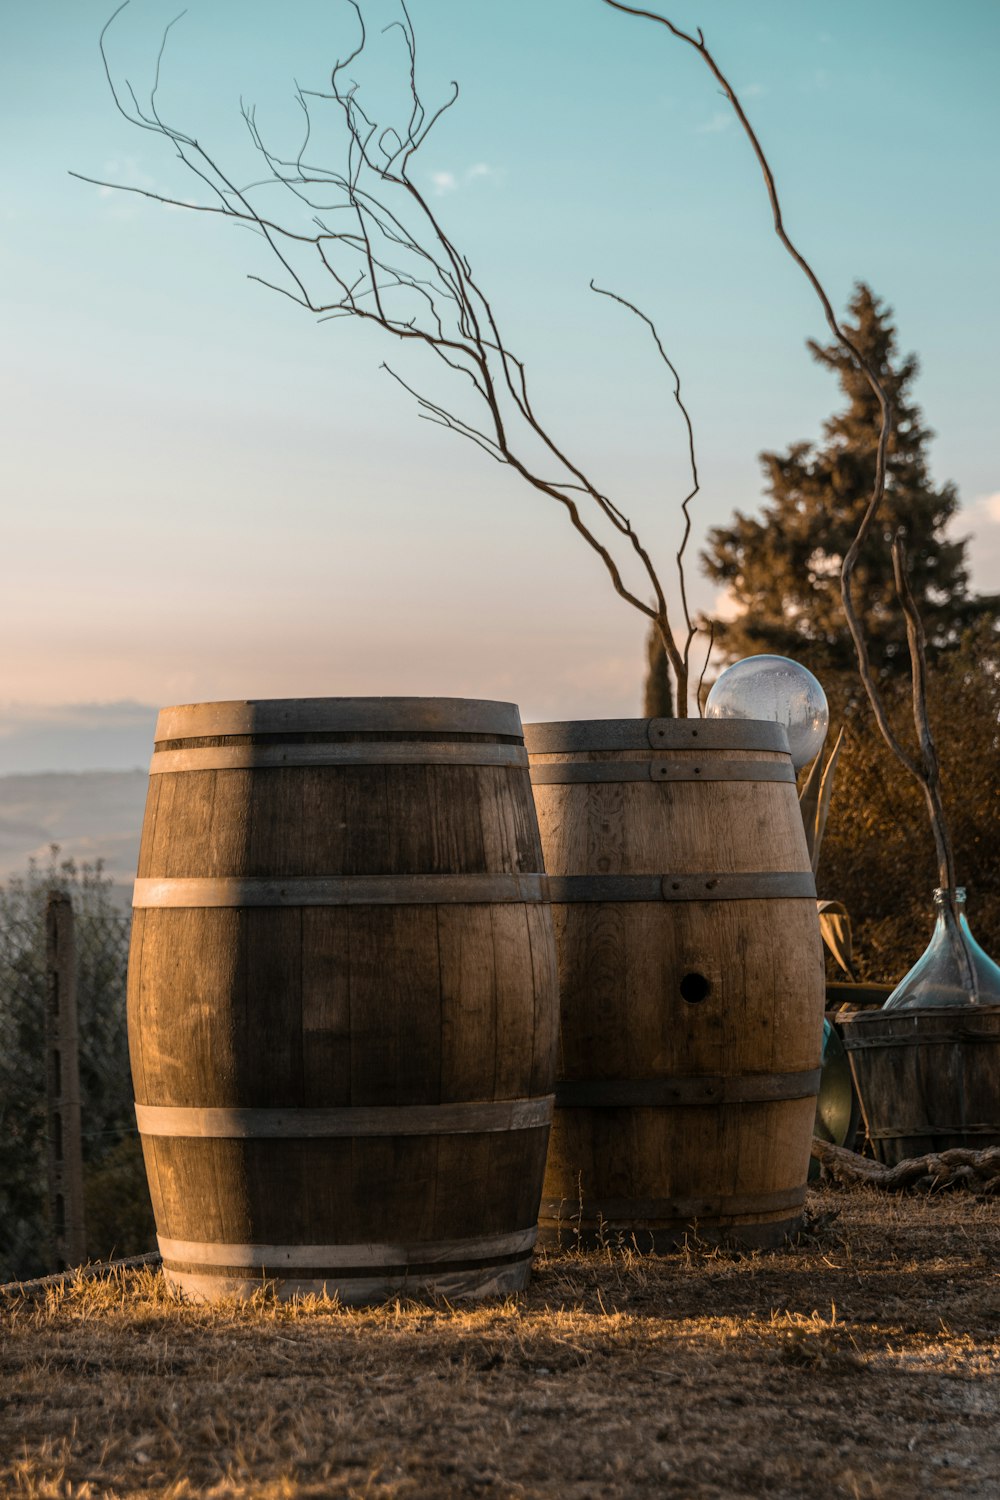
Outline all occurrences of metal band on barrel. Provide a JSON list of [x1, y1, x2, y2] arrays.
[[539, 1186, 806, 1222], [151, 743, 528, 774], [135, 1096, 554, 1138], [156, 697, 523, 743], [132, 873, 549, 909], [157, 1226, 537, 1270], [529, 760, 795, 785], [554, 1070, 821, 1108], [524, 719, 791, 755], [545, 872, 816, 903]]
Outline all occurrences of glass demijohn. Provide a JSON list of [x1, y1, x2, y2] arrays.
[[883, 888, 1000, 1010]]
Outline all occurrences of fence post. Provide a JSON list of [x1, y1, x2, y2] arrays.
[[45, 891, 87, 1270]]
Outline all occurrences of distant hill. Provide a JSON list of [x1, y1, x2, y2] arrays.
[[0, 770, 148, 899]]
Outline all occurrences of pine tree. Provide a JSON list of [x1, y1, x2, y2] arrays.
[[701, 283, 998, 676], [643, 622, 674, 717]]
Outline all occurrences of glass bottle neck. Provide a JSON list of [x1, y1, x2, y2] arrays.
[[933, 887, 967, 919]]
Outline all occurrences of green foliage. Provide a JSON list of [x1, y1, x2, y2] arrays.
[[799, 726, 845, 875], [816, 623, 1000, 982], [643, 622, 674, 717], [0, 852, 153, 1282], [702, 283, 999, 674]]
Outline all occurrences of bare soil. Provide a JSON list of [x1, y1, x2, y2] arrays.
[[2, 1186, 998, 1499]]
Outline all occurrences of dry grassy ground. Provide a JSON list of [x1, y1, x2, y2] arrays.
[[2, 1187, 998, 1500]]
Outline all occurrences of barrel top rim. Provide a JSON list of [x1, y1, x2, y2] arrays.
[[523, 717, 792, 754], [155, 696, 524, 741]]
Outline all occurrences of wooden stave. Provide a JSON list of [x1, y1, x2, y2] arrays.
[[526, 719, 825, 1249], [129, 699, 558, 1301], [134, 762, 546, 882]]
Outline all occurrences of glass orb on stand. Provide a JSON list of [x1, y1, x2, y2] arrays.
[[705, 654, 829, 771]]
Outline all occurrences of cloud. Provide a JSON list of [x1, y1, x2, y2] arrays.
[[695, 112, 733, 135], [952, 490, 1000, 530], [947, 491, 1000, 595], [93, 156, 156, 218], [0, 701, 155, 736], [429, 163, 506, 196], [0, 702, 157, 776]]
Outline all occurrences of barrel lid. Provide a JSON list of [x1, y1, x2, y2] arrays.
[[523, 718, 791, 755], [155, 697, 524, 742]]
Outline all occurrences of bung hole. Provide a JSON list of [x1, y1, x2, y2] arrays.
[[680, 971, 712, 1005]]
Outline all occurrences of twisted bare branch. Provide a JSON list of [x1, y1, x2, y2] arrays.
[[83, 0, 710, 712], [604, 0, 966, 893]]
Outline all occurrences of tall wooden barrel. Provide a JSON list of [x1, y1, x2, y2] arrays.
[[525, 717, 825, 1250], [128, 697, 558, 1302], [840, 1007, 1000, 1165]]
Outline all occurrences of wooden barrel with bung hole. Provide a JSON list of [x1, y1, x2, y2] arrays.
[[127, 697, 559, 1302], [525, 717, 825, 1250]]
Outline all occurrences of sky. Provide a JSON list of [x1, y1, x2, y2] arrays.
[[2, 0, 998, 772]]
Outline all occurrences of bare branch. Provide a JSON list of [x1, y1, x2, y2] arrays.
[[604, 0, 963, 881], [90, 0, 701, 708], [891, 532, 977, 994], [590, 278, 700, 697], [696, 619, 716, 718]]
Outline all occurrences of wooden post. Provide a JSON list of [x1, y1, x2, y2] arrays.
[[44, 891, 87, 1270]]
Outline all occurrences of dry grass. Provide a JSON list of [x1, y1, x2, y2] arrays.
[[2, 1187, 998, 1499]]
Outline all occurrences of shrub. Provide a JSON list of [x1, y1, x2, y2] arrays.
[[0, 852, 153, 1282]]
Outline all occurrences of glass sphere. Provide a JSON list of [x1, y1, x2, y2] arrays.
[[705, 654, 829, 770]]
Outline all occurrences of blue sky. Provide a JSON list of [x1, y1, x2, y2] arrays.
[[2, 0, 998, 768]]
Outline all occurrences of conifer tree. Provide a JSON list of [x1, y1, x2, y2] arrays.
[[701, 284, 998, 675], [643, 621, 674, 717]]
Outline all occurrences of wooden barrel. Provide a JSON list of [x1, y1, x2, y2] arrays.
[[839, 1006, 1000, 1165], [524, 717, 825, 1249], [127, 697, 558, 1302]]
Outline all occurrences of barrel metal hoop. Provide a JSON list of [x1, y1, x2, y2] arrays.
[[157, 1226, 537, 1270], [135, 1096, 554, 1138], [132, 873, 549, 909], [523, 719, 790, 755], [151, 743, 529, 774], [529, 760, 795, 785], [156, 697, 523, 743], [554, 1069, 821, 1108], [867, 1124, 1000, 1141], [539, 1186, 806, 1222], [545, 872, 817, 904]]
